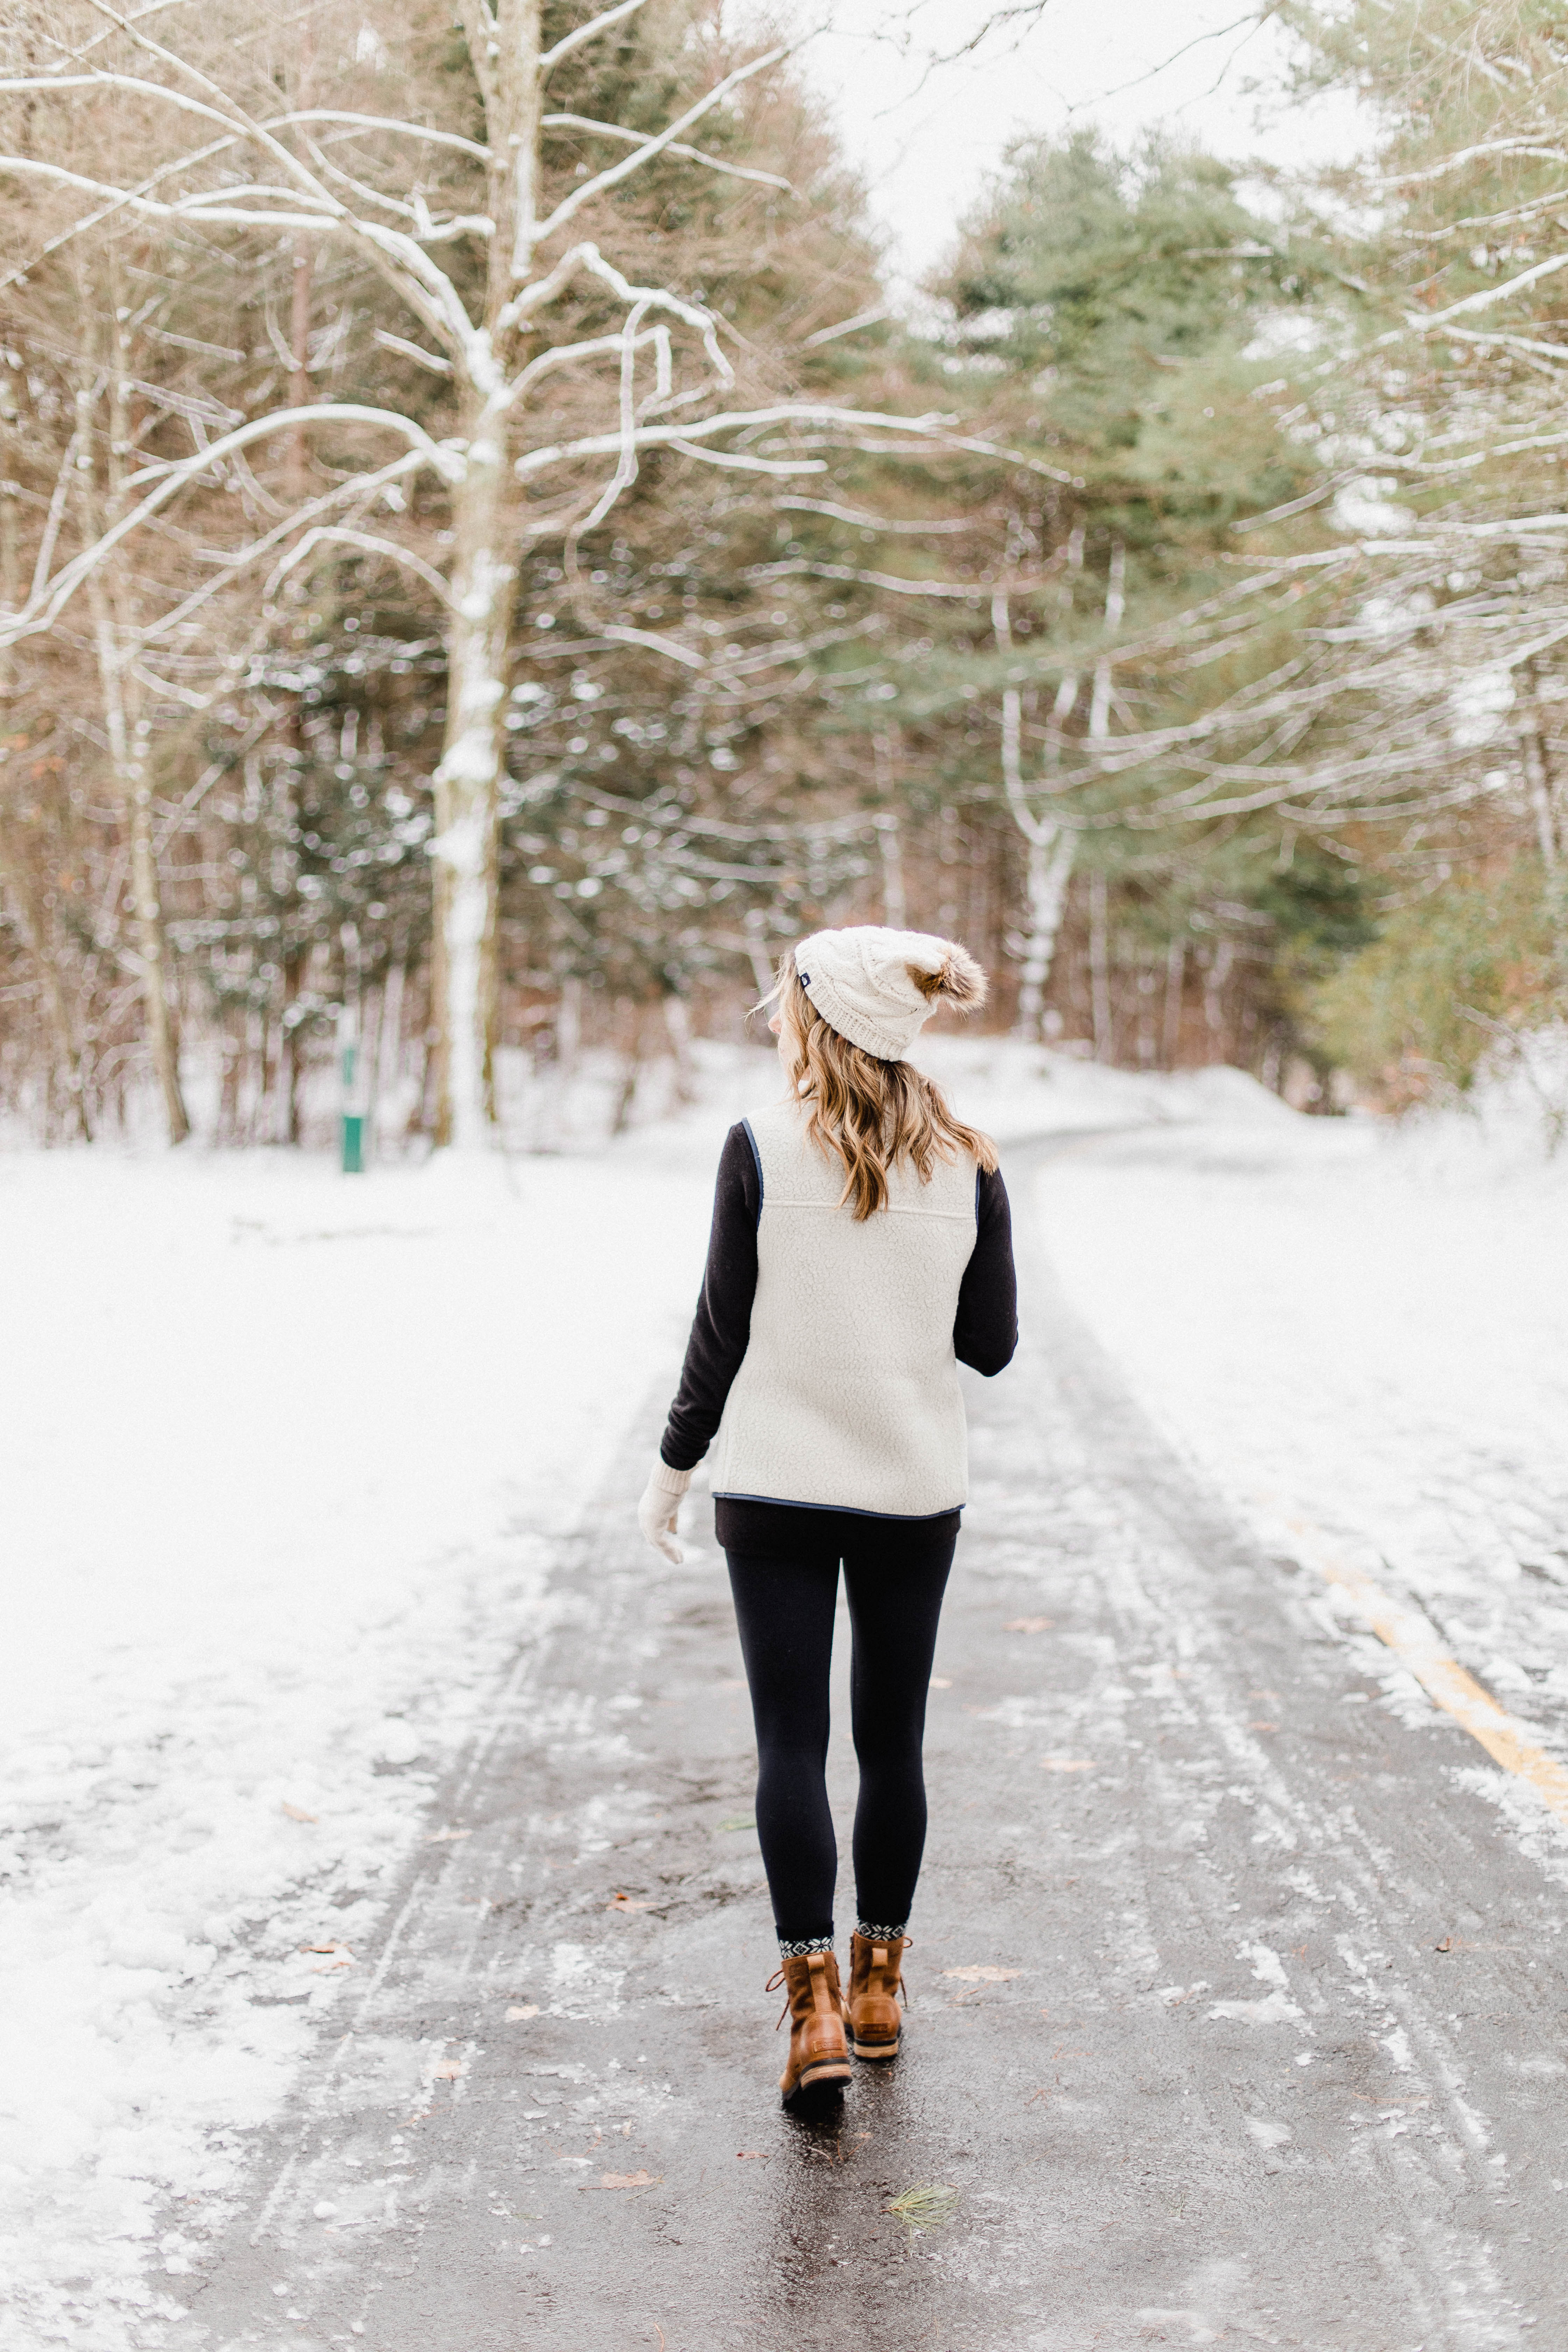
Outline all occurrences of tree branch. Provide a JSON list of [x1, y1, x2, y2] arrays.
[[601, 622, 706, 669], [775, 495, 969, 534], [539, 0, 650, 76], [542, 112, 791, 190], [0, 406, 458, 650], [533, 46, 789, 243], [1373, 137, 1568, 188], [668, 440, 825, 475], [1413, 248, 1568, 326], [28, 41, 477, 355], [503, 243, 732, 388], [266, 109, 492, 161], [514, 399, 1069, 482], [372, 327, 455, 376], [266, 526, 454, 609], [140, 449, 438, 642]]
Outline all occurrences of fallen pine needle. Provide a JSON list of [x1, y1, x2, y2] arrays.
[[884, 2183, 959, 2234]]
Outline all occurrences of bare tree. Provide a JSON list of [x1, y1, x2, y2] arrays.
[[0, 0, 1009, 1146]]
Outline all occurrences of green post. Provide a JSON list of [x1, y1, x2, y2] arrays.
[[339, 1008, 366, 1173]]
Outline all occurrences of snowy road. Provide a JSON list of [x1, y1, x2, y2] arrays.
[[179, 1129, 1568, 2352]]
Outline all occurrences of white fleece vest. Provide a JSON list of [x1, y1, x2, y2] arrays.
[[710, 1099, 979, 1518]]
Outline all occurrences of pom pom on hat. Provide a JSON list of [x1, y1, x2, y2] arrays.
[[791, 925, 988, 1061]]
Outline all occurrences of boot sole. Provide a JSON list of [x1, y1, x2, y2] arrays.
[[780, 2059, 851, 2110], [848, 2033, 900, 2063]]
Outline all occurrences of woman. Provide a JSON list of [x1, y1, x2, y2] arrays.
[[637, 925, 1018, 2110]]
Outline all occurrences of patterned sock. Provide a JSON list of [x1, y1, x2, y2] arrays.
[[777, 1933, 835, 1961], [856, 1919, 907, 1942]]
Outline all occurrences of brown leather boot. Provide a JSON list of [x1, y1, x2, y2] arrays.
[[847, 1932, 909, 2062], [769, 1950, 851, 2108]]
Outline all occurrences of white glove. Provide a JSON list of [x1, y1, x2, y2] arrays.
[[638, 1459, 693, 1564]]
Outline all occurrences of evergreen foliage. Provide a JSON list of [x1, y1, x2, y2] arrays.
[[1310, 863, 1564, 1103]]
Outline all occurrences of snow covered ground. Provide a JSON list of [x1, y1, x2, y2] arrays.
[[4, 1035, 1567, 2347], [1027, 1064, 1568, 1857], [0, 1104, 739, 2349]]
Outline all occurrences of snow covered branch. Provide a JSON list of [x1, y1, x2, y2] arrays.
[[542, 113, 791, 190], [539, 0, 650, 74], [0, 407, 458, 650], [533, 46, 789, 244]]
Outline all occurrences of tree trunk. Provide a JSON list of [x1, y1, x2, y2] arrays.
[[1520, 665, 1561, 887], [1014, 827, 1074, 1040], [429, 412, 514, 1148], [0, 857, 92, 1138], [873, 735, 906, 927], [1085, 553, 1122, 1064], [76, 330, 190, 1142], [664, 991, 696, 1103], [124, 728, 189, 1142], [0, 378, 91, 1137], [275, 949, 304, 1143], [427, 0, 542, 1149], [1162, 934, 1186, 1069], [1203, 937, 1233, 1044], [996, 594, 1080, 1037], [877, 812, 906, 928], [612, 1001, 648, 1135], [377, 953, 408, 1141], [83, 584, 190, 1143], [1089, 869, 1112, 1062]]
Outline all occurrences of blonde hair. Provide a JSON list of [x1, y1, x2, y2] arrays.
[[768, 952, 999, 1221]]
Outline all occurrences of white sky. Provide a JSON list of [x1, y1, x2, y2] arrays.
[[786, 0, 1370, 293]]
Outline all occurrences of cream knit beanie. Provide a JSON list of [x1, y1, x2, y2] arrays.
[[792, 925, 987, 1062]]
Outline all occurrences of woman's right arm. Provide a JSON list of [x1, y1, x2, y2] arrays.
[[658, 1121, 762, 1471]]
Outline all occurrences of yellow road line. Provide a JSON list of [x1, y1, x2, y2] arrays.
[[1287, 1520, 1568, 1830]]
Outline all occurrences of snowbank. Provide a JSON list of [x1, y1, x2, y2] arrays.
[[1032, 1094, 1568, 1823], [0, 1145, 713, 2350], [910, 1033, 1298, 1141]]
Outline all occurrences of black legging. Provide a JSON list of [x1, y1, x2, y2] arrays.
[[721, 1502, 958, 1944]]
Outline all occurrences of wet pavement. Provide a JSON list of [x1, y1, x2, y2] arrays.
[[186, 1137, 1568, 2351]]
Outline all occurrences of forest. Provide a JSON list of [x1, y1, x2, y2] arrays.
[[1, 0, 1565, 1148]]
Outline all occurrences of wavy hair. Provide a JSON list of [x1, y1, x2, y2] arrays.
[[768, 951, 999, 1220]]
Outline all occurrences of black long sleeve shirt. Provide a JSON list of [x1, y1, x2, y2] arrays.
[[659, 1122, 1019, 1472]]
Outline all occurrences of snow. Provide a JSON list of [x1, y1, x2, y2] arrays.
[[0, 1138, 717, 2349], [4, 1034, 1566, 2345], [1029, 1063, 1568, 1809]]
